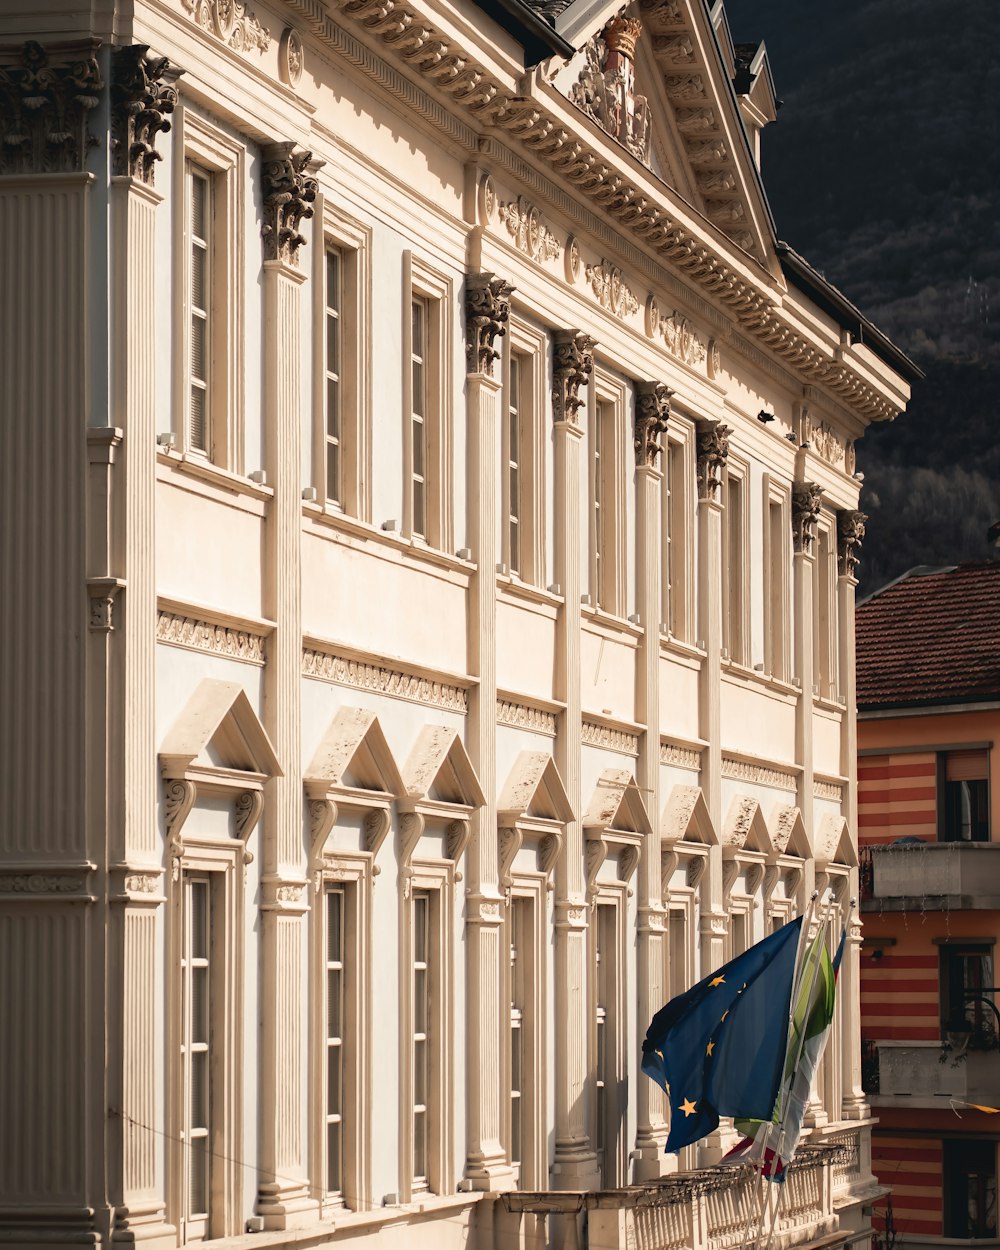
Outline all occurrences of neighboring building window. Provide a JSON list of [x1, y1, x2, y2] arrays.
[[403, 256, 451, 549], [940, 943, 995, 1045], [944, 1139, 997, 1238], [939, 750, 990, 842], [723, 466, 748, 665], [188, 167, 212, 456], [662, 429, 695, 642], [324, 249, 343, 506], [325, 885, 346, 1199], [180, 873, 218, 1241], [589, 383, 626, 615]]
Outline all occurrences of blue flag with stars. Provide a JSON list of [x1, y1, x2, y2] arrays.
[[641, 915, 803, 1153]]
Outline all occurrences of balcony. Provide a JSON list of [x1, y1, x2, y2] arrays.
[[864, 1039, 1000, 1108], [860, 841, 1000, 911], [498, 1136, 872, 1250]]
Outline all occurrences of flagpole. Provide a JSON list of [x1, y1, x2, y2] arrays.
[[735, 894, 820, 1250]]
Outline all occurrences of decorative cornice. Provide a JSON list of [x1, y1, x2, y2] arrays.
[[660, 741, 701, 770], [465, 272, 513, 376], [497, 196, 561, 262], [157, 610, 266, 664], [0, 39, 103, 175], [111, 45, 182, 184], [837, 508, 866, 577], [634, 380, 672, 466], [581, 718, 639, 756], [792, 481, 823, 554], [586, 259, 639, 318], [814, 778, 845, 803], [552, 329, 594, 425], [721, 754, 797, 791], [0, 868, 92, 899], [496, 699, 557, 736], [179, 0, 271, 56], [695, 419, 730, 500], [261, 142, 320, 264], [302, 645, 468, 712]]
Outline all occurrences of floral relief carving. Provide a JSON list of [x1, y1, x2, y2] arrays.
[[695, 419, 730, 500], [261, 142, 319, 264], [570, 19, 650, 164], [302, 647, 468, 712], [659, 311, 707, 367], [179, 0, 271, 55], [810, 419, 844, 465], [111, 46, 183, 184], [552, 329, 594, 425], [495, 700, 557, 735], [635, 380, 672, 466], [721, 755, 797, 791], [660, 743, 701, 770], [497, 197, 561, 263], [465, 272, 514, 376], [0, 872, 86, 895], [792, 481, 823, 553], [837, 509, 867, 577], [156, 611, 266, 664], [279, 27, 304, 86], [0, 39, 103, 175], [586, 260, 639, 319], [581, 720, 639, 755], [564, 235, 581, 284], [124, 872, 160, 895]]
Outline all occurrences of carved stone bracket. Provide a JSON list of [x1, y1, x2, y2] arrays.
[[695, 419, 730, 500], [721, 858, 739, 899], [447, 818, 472, 880], [261, 142, 320, 265], [498, 823, 523, 903], [660, 847, 679, 898], [687, 856, 707, 889], [111, 45, 183, 184], [634, 380, 672, 466], [552, 329, 594, 424], [465, 272, 513, 376], [234, 790, 264, 842], [539, 830, 563, 888], [792, 481, 823, 553], [164, 778, 197, 879], [0, 39, 103, 175], [364, 808, 392, 873], [398, 811, 425, 899], [584, 836, 607, 905], [837, 508, 867, 577], [87, 577, 126, 632], [308, 798, 337, 883]]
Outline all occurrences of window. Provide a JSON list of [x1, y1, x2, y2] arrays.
[[764, 481, 789, 680], [509, 896, 531, 1185], [406, 877, 448, 1198], [593, 899, 624, 1188], [940, 943, 995, 1045], [180, 873, 219, 1242], [403, 255, 451, 548], [502, 323, 546, 586], [324, 250, 343, 506], [412, 889, 431, 1188], [729, 909, 749, 961], [188, 168, 212, 455], [813, 521, 837, 698], [506, 353, 525, 576], [944, 1139, 997, 1238], [940, 751, 990, 842], [722, 466, 748, 665], [589, 379, 626, 615], [325, 886, 346, 1199]]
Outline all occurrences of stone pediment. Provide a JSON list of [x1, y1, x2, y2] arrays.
[[159, 679, 280, 783], [815, 814, 857, 868], [304, 707, 404, 800], [400, 725, 486, 811], [498, 752, 574, 825], [721, 796, 770, 855], [770, 805, 810, 858], [661, 784, 717, 845], [583, 769, 649, 897]]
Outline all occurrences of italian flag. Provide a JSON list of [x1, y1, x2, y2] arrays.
[[722, 921, 847, 1181]]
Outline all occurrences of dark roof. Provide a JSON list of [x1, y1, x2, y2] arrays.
[[474, 0, 575, 63], [856, 562, 1000, 711]]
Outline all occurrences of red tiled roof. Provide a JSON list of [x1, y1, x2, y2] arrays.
[[856, 562, 1000, 710]]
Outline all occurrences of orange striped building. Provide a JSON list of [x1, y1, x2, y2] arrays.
[[857, 563, 1000, 1249]]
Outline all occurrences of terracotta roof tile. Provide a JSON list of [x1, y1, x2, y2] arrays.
[[856, 562, 1000, 710]]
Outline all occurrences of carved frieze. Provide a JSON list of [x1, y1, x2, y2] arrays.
[[810, 419, 844, 465], [0, 871, 88, 896], [261, 142, 319, 265], [634, 380, 672, 466], [111, 45, 182, 184], [837, 508, 867, 577], [552, 329, 594, 425], [569, 19, 651, 165], [465, 272, 513, 376], [660, 742, 701, 770], [0, 39, 103, 175], [792, 481, 823, 553], [695, 419, 730, 500], [157, 610, 266, 664], [586, 260, 639, 318], [302, 646, 468, 712], [279, 28, 304, 87], [580, 719, 639, 756], [179, 0, 271, 55], [496, 699, 557, 736], [497, 197, 561, 263], [659, 309, 707, 367], [720, 755, 797, 792]]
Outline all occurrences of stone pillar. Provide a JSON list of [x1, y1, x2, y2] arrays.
[[464, 273, 514, 1189], [257, 143, 318, 1228], [551, 331, 600, 1190], [0, 38, 109, 1245], [837, 509, 868, 1118], [695, 421, 729, 979], [633, 382, 670, 1180], [105, 45, 181, 1248]]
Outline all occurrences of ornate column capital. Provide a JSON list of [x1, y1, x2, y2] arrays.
[[261, 142, 320, 265], [552, 329, 594, 424], [0, 39, 103, 175], [837, 508, 867, 576], [634, 380, 672, 466], [465, 272, 514, 376], [695, 418, 730, 499], [792, 480, 823, 553], [111, 45, 183, 184]]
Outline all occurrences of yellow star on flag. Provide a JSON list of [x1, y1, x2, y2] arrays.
[[720, 1009, 729, 1023], [680, 1098, 697, 1117], [706, 1040, 715, 1056], [709, 975, 725, 987]]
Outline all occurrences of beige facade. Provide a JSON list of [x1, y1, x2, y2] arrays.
[[0, 1, 914, 1247]]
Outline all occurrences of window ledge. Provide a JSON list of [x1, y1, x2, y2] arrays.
[[813, 694, 847, 714], [156, 448, 273, 502], [660, 634, 707, 664], [303, 505, 476, 576], [496, 574, 563, 610], [721, 661, 800, 702], [581, 605, 643, 640]]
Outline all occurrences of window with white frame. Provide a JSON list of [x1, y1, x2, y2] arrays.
[[180, 872, 217, 1242], [509, 895, 527, 1182], [589, 378, 626, 615], [722, 464, 749, 665], [593, 897, 624, 1188], [662, 428, 695, 641], [507, 888, 544, 1188], [407, 876, 448, 1197], [324, 249, 344, 506], [813, 520, 837, 698], [325, 884, 347, 1200], [764, 480, 790, 680], [173, 109, 243, 471], [403, 255, 451, 549], [502, 322, 546, 585]]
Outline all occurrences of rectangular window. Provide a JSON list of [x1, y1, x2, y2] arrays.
[[188, 166, 212, 456], [181, 873, 217, 1241], [509, 896, 527, 1184], [941, 943, 995, 1045], [662, 432, 694, 642], [411, 298, 428, 540], [589, 387, 625, 616], [412, 889, 430, 1188], [814, 523, 837, 698], [594, 901, 621, 1188], [668, 907, 689, 999], [507, 354, 524, 577], [723, 469, 747, 665], [940, 750, 990, 842], [944, 1139, 997, 1238], [325, 250, 343, 507], [325, 886, 346, 1198], [403, 257, 450, 549], [729, 909, 748, 960], [764, 488, 789, 680]]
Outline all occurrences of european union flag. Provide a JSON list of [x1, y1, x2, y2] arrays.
[[641, 916, 803, 1152]]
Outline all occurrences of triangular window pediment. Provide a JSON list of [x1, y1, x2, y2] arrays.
[[160, 679, 280, 782], [771, 805, 810, 859], [584, 768, 652, 837], [401, 726, 485, 813], [498, 752, 574, 826], [816, 814, 857, 868], [661, 783, 718, 846], [722, 796, 771, 855]]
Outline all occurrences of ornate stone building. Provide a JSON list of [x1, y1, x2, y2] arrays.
[[0, 0, 917, 1247]]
